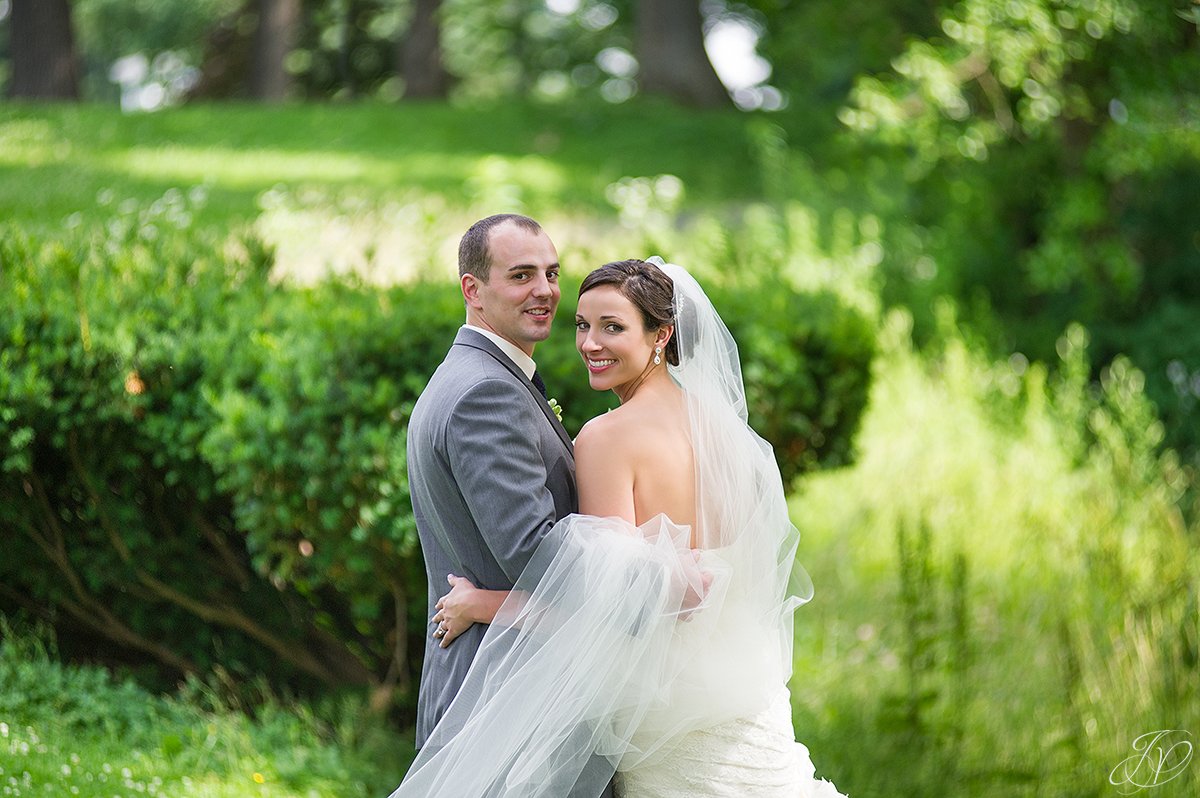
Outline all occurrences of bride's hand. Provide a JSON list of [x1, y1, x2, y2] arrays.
[[432, 574, 479, 648]]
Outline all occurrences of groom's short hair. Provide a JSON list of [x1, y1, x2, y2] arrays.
[[459, 214, 544, 281]]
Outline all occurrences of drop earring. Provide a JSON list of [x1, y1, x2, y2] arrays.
[[653, 346, 662, 366]]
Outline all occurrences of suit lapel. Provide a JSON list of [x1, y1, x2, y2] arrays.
[[453, 329, 575, 457]]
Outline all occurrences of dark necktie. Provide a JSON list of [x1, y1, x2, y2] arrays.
[[531, 370, 547, 399]]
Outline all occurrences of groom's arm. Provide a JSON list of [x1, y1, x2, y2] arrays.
[[447, 378, 562, 584]]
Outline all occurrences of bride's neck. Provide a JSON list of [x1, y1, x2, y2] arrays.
[[613, 365, 675, 405]]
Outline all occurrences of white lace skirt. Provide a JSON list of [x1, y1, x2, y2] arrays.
[[614, 687, 846, 798]]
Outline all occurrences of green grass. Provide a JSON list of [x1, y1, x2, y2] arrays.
[[0, 101, 790, 284], [0, 101, 768, 234], [0, 630, 416, 798]]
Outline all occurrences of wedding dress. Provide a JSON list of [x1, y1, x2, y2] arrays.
[[389, 260, 845, 798], [616, 686, 843, 797]]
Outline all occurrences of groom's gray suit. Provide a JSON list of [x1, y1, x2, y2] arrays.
[[408, 326, 577, 744]]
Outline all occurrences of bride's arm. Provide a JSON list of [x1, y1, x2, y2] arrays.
[[432, 575, 509, 647]]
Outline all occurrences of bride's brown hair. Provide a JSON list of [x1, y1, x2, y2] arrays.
[[578, 259, 679, 366]]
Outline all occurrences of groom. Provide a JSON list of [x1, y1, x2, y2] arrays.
[[407, 214, 611, 795]]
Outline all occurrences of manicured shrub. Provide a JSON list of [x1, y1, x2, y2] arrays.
[[0, 223, 874, 707]]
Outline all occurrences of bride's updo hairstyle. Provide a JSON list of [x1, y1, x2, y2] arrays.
[[578, 259, 680, 366]]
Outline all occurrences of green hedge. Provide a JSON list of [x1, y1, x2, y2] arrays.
[[0, 223, 874, 709]]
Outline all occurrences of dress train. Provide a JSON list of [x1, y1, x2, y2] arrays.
[[616, 686, 846, 798]]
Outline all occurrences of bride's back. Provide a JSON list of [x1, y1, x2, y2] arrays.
[[574, 382, 698, 540], [626, 390, 696, 532]]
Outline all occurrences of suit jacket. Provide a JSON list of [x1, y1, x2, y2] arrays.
[[408, 327, 576, 747]]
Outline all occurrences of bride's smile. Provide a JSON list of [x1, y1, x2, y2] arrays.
[[575, 285, 663, 395]]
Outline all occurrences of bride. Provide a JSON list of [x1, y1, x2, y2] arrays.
[[390, 258, 845, 798]]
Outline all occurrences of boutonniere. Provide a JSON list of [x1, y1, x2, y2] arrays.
[[547, 397, 563, 424]]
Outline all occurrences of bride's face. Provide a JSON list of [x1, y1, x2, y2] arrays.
[[575, 285, 659, 394]]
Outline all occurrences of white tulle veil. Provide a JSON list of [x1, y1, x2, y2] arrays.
[[390, 258, 813, 797]]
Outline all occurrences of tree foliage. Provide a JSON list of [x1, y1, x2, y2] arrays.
[[839, 0, 1200, 454]]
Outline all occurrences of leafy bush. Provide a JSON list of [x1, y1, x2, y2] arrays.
[[0, 621, 171, 740], [719, 285, 876, 480], [789, 310, 1199, 797], [0, 620, 414, 797], [0, 220, 873, 700], [0, 220, 289, 681], [0, 218, 432, 702]]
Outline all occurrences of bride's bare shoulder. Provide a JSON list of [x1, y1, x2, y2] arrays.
[[576, 405, 643, 453], [575, 397, 682, 461], [575, 406, 639, 456]]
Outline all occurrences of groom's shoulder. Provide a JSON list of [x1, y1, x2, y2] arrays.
[[419, 344, 520, 408], [435, 338, 512, 383]]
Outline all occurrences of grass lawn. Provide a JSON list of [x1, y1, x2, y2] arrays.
[[0, 100, 790, 283], [0, 101, 768, 233], [0, 633, 416, 798]]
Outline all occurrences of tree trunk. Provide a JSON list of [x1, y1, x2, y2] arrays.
[[635, 0, 728, 108], [187, 8, 252, 100], [401, 0, 450, 99], [250, 0, 301, 101], [7, 0, 80, 100]]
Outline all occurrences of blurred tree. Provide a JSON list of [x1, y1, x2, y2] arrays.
[[8, 0, 760, 106], [189, 0, 405, 101], [7, 0, 80, 99], [749, 0, 942, 125], [251, 0, 302, 99], [840, 0, 1200, 455], [290, 0, 401, 98], [402, 0, 450, 98], [188, 8, 253, 99], [73, 0, 240, 105], [636, 0, 728, 106], [438, 0, 622, 102]]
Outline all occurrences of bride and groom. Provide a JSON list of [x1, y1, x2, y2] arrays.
[[393, 214, 844, 797]]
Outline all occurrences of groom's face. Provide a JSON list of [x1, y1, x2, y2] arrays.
[[462, 224, 561, 356]]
